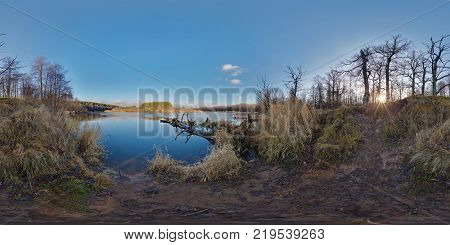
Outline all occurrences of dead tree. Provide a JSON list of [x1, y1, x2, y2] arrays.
[[325, 69, 345, 106], [284, 66, 304, 100], [401, 50, 421, 96], [375, 35, 410, 101], [369, 56, 384, 102], [419, 54, 430, 95], [0, 57, 22, 98], [310, 75, 325, 108], [160, 113, 216, 143], [32, 57, 47, 100], [0, 35, 17, 77], [255, 76, 281, 112], [425, 35, 450, 95], [343, 48, 372, 105]]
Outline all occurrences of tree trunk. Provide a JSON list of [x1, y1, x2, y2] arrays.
[[361, 50, 370, 105], [385, 62, 391, 101]]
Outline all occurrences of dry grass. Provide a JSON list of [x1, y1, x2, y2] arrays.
[[92, 172, 114, 191], [78, 124, 102, 165], [148, 131, 243, 182], [382, 96, 449, 143], [201, 143, 243, 181], [410, 120, 449, 178], [252, 100, 316, 164], [147, 150, 187, 180], [213, 129, 234, 147], [0, 101, 104, 187]]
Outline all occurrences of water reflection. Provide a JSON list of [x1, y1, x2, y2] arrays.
[[81, 112, 243, 173]]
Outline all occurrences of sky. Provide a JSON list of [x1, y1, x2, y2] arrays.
[[0, 0, 449, 106]]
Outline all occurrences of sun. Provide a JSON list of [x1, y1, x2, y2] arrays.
[[377, 95, 386, 104]]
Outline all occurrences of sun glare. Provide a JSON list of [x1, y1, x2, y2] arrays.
[[377, 95, 386, 104]]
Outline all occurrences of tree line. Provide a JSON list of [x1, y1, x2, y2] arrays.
[[0, 35, 73, 108], [257, 34, 450, 111]]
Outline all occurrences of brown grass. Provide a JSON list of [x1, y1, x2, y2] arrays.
[[92, 172, 114, 191], [382, 96, 449, 143], [0, 101, 104, 187], [251, 100, 317, 164], [410, 119, 450, 178], [201, 143, 243, 181], [147, 150, 187, 180], [148, 131, 243, 182]]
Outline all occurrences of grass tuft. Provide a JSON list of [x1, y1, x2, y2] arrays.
[[382, 96, 449, 143], [148, 131, 243, 182], [252, 100, 316, 164], [410, 119, 449, 179]]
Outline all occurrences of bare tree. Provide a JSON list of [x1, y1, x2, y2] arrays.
[[425, 35, 450, 95], [45, 63, 73, 107], [418, 54, 430, 95], [401, 50, 421, 96], [375, 35, 410, 101], [325, 69, 345, 106], [20, 74, 34, 99], [344, 47, 372, 104], [309, 75, 325, 108], [284, 66, 304, 100], [0, 57, 22, 98], [255, 76, 280, 112], [0, 35, 17, 77], [32, 56, 47, 100]]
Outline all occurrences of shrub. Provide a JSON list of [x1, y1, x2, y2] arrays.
[[315, 107, 361, 165], [410, 120, 450, 179], [252, 100, 316, 164]]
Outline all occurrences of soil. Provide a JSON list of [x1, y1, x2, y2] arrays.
[[0, 113, 449, 224]]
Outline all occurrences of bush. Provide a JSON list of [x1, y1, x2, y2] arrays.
[[252, 100, 316, 164], [410, 120, 449, 179], [315, 107, 361, 165]]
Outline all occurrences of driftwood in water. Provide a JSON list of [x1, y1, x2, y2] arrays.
[[160, 113, 216, 143], [160, 112, 257, 145]]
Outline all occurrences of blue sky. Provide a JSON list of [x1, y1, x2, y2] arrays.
[[0, 0, 449, 105]]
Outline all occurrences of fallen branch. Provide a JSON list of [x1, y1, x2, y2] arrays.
[[160, 113, 216, 143]]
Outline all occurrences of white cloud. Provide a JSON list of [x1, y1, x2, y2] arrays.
[[229, 78, 241, 85], [230, 70, 242, 76], [221, 64, 239, 72]]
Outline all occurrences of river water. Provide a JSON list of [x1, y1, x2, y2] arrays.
[[81, 111, 241, 173]]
